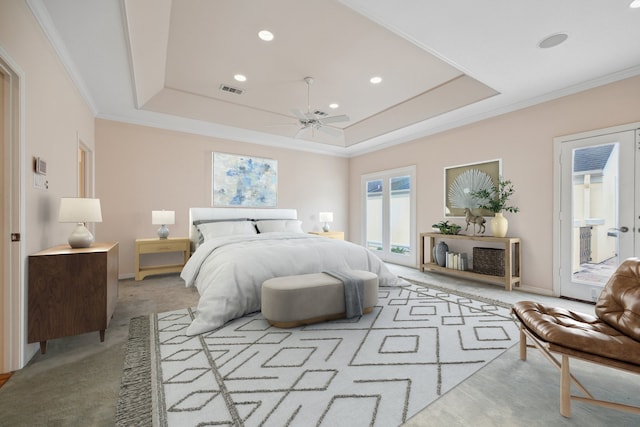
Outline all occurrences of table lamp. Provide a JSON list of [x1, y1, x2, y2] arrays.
[[59, 197, 102, 248], [319, 212, 333, 232], [152, 210, 175, 239]]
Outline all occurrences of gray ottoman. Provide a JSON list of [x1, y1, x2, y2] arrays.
[[261, 270, 379, 328]]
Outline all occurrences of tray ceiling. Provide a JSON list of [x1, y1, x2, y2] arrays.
[[29, 0, 640, 156]]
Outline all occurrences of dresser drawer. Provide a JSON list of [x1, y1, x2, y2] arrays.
[[138, 240, 187, 254]]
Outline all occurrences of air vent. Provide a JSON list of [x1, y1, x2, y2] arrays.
[[219, 84, 244, 95], [313, 110, 328, 117]]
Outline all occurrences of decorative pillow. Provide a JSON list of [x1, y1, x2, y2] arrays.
[[595, 258, 640, 342], [196, 220, 257, 243], [255, 219, 304, 234]]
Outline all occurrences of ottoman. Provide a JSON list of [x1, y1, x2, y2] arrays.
[[261, 270, 379, 328]]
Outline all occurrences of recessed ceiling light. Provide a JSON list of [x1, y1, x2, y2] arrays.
[[631, 0, 640, 8], [538, 33, 568, 49], [370, 76, 382, 84], [234, 74, 247, 82], [258, 30, 274, 41], [329, 103, 339, 109]]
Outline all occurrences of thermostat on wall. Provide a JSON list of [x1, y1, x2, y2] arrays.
[[35, 157, 47, 175]]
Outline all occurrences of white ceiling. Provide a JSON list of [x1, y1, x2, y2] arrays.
[[29, 0, 640, 157]]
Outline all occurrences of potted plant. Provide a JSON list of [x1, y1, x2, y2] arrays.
[[471, 177, 519, 237], [432, 220, 462, 235]]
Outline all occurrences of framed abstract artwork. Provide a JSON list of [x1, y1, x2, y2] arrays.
[[444, 159, 501, 217], [212, 152, 278, 207]]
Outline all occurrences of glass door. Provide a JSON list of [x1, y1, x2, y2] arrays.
[[558, 129, 637, 301], [362, 166, 416, 266]]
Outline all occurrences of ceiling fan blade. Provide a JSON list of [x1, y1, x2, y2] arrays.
[[318, 125, 342, 137], [319, 114, 350, 124], [292, 108, 308, 121], [294, 125, 309, 139]]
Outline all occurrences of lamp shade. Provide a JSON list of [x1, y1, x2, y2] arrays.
[[59, 198, 102, 248], [152, 210, 175, 225], [319, 212, 333, 223], [59, 198, 102, 223]]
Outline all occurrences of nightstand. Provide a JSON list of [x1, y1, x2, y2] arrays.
[[309, 231, 345, 240], [28, 242, 119, 354], [135, 237, 190, 281]]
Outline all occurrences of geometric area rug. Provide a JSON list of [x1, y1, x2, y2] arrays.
[[117, 282, 518, 427]]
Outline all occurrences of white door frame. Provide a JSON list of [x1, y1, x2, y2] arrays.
[[1, 47, 26, 372], [553, 122, 640, 297]]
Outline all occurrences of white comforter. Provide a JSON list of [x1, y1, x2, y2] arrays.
[[181, 232, 405, 335]]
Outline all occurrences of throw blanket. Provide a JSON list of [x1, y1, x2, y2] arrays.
[[324, 270, 364, 318]]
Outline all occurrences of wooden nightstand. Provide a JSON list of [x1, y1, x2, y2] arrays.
[[135, 237, 190, 281], [28, 242, 119, 354], [309, 231, 345, 240]]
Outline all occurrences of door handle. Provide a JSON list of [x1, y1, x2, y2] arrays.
[[607, 226, 629, 236]]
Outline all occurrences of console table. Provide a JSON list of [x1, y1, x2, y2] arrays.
[[419, 232, 521, 290], [28, 242, 119, 354]]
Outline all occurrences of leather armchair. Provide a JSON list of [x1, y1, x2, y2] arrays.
[[512, 258, 640, 417]]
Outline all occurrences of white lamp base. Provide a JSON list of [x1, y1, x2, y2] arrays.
[[157, 225, 170, 239], [322, 222, 330, 232], [68, 223, 95, 248]]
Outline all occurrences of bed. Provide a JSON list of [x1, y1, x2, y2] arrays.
[[180, 207, 406, 335]]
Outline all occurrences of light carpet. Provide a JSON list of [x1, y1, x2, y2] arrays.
[[118, 282, 519, 426]]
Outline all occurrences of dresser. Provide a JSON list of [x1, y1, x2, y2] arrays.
[[28, 242, 119, 354]]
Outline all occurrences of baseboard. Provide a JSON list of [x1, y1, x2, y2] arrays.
[[515, 284, 554, 296]]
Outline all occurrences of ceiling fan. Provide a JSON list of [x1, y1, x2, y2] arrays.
[[292, 77, 349, 138]]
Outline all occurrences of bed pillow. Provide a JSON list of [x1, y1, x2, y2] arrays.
[[196, 220, 257, 243], [193, 218, 250, 226], [255, 219, 304, 234]]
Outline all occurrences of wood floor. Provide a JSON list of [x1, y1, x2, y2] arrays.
[[0, 373, 12, 389]]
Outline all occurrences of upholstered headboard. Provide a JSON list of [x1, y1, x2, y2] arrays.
[[188, 207, 298, 250]]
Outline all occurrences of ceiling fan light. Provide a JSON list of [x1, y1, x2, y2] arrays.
[[258, 30, 274, 41], [234, 74, 247, 82], [329, 103, 339, 109], [370, 76, 382, 84]]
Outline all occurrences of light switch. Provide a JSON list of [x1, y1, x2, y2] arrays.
[[34, 174, 48, 190]]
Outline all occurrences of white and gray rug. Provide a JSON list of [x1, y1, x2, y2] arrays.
[[125, 282, 518, 427]]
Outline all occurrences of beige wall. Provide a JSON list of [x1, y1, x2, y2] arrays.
[[0, 0, 96, 367], [349, 75, 640, 294], [95, 119, 349, 276], [0, 0, 96, 255]]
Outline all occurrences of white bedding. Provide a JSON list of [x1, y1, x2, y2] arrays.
[[181, 232, 406, 335]]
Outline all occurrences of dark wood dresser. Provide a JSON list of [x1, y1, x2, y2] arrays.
[[28, 242, 119, 354]]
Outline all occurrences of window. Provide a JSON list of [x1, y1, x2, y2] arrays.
[[361, 166, 416, 266]]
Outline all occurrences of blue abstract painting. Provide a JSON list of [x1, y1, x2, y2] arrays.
[[212, 152, 277, 207]]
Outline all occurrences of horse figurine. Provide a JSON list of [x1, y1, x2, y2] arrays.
[[464, 208, 486, 234]]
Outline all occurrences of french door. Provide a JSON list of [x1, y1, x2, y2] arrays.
[[556, 127, 639, 301], [361, 166, 416, 267]]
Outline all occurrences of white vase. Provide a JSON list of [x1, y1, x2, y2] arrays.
[[491, 212, 508, 237]]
